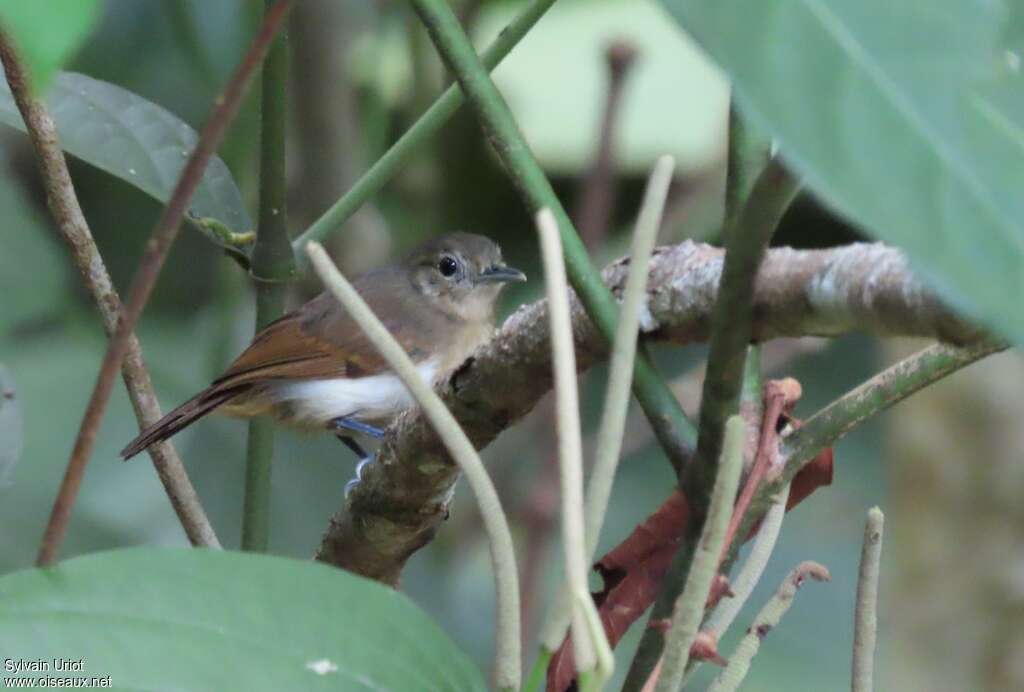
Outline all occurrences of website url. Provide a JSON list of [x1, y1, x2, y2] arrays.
[[3, 677, 112, 688]]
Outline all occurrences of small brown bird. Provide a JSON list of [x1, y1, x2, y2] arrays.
[[121, 233, 525, 463]]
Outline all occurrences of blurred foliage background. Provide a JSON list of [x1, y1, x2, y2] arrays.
[[0, 0, 1020, 689]]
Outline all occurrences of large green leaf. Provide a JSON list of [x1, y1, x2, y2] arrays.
[[0, 549, 485, 691], [0, 0, 101, 92], [0, 365, 20, 489], [0, 70, 252, 238], [658, 0, 1024, 342]]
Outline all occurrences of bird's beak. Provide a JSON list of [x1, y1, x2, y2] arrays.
[[476, 264, 527, 284]]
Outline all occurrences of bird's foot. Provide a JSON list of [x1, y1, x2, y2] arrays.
[[330, 419, 385, 498], [344, 453, 375, 499]]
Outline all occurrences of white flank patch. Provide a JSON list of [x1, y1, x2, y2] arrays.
[[269, 360, 439, 427], [306, 659, 338, 676]]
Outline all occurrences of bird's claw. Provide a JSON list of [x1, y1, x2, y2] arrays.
[[344, 452, 376, 499]]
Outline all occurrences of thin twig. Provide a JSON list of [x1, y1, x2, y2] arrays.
[[536, 208, 603, 676], [242, 0, 295, 553], [720, 378, 801, 558], [409, 0, 698, 474], [540, 155, 675, 652], [0, 31, 220, 555], [574, 40, 638, 247], [306, 242, 522, 691], [707, 484, 790, 640], [652, 416, 745, 692], [780, 342, 1003, 477], [290, 0, 559, 266], [32, 0, 293, 566], [707, 561, 831, 692], [852, 507, 884, 692]]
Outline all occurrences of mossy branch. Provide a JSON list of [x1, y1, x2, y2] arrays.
[[315, 240, 981, 586]]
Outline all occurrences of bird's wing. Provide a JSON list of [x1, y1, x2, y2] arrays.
[[214, 281, 430, 387]]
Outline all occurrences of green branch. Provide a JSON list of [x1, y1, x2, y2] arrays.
[[290, 0, 559, 267], [654, 416, 745, 692], [242, 2, 295, 552], [686, 157, 800, 503], [780, 341, 1002, 477], [408, 0, 697, 471]]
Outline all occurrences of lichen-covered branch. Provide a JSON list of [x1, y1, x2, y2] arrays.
[[314, 239, 978, 583]]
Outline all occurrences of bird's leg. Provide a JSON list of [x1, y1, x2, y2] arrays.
[[331, 417, 385, 498], [337, 435, 368, 459], [331, 416, 385, 439]]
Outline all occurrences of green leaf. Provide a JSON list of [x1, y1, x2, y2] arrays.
[[0, 365, 20, 489], [658, 0, 1024, 342], [0, 70, 252, 239], [0, 0, 101, 92], [0, 181, 66, 331], [0, 548, 486, 691]]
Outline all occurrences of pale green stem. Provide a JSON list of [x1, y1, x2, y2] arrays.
[[536, 208, 603, 675], [708, 562, 831, 692], [852, 507, 884, 692], [653, 415, 746, 692], [539, 155, 676, 652], [305, 242, 521, 691], [705, 484, 790, 640], [523, 650, 553, 692], [576, 588, 615, 691]]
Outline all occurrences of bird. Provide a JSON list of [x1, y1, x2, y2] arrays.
[[121, 233, 526, 470]]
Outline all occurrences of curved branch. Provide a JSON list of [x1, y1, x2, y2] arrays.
[[315, 240, 980, 584]]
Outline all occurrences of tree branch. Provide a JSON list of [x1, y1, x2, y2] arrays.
[[0, 32, 220, 553], [315, 239, 979, 584]]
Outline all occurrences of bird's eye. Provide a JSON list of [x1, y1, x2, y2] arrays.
[[438, 255, 459, 277]]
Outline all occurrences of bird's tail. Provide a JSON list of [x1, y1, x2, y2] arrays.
[[120, 385, 249, 460]]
